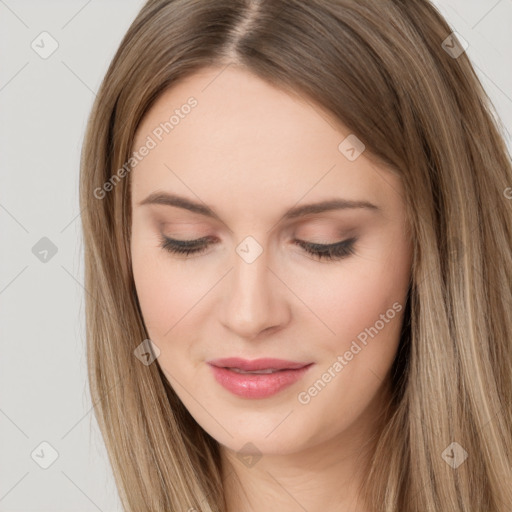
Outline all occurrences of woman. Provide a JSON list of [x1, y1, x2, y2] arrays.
[[79, 1, 512, 510]]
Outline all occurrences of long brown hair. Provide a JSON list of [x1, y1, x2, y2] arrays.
[[79, 1, 512, 510]]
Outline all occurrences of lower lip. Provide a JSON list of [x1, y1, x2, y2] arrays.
[[208, 364, 313, 399]]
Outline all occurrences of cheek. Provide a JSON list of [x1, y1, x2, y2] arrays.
[[289, 259, 408, 440], [300, 261, 406, 333], [131, 235, 194, 339], [291, 243, 410, 367]]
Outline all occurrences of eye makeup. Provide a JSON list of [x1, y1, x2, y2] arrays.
[[158, 234, 358, 261]]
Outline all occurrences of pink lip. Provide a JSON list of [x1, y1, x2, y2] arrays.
[[206, 358, 314, 399]]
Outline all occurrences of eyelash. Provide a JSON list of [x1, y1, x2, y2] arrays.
[[158, 235, 357, 261]]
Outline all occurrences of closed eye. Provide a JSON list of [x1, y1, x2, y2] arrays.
[[159, 235, 357, 261], [294, 237, 357, 260]]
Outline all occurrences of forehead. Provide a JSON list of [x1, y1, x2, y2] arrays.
[[130, 66, 403, 219], [134, 65, 349, 158]]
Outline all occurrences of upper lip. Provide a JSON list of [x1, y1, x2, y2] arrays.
[[207, 357, 312, 371]]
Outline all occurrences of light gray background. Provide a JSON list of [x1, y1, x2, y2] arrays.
[[1, 1, 511, 510]]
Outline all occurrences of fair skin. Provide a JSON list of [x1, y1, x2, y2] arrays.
[[130, 65, 412, 512]]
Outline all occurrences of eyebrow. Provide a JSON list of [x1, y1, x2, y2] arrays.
[[138, 191, 381, 221]]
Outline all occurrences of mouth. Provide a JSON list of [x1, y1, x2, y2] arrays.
[[207, 357, 311, 372], [206, 358, 314, 399], [226, 367, 289, 374]]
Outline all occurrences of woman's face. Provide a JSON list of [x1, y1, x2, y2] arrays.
[[130, 65, 412, 456]]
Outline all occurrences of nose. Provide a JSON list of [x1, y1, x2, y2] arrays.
[[219, 244, 291, 340]]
